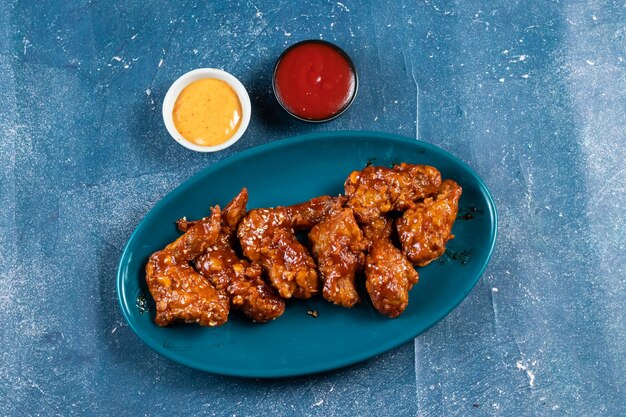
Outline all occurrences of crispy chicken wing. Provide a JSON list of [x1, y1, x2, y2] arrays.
[[344, 163, 442, 223], [287, 196, 346, 229], [226, 261, 285, 323], [309, 208, 368, 307], [396, 179, 462, 266], [182, 189, 285, 323], [362, 216, 419, 318], [196, 243, 285, 323], [237, 196, 342, 299], [239, 211, 318, 299], [145, 207, 229, 327]]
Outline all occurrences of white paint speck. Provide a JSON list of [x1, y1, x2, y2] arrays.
[[312, 399, 324, 407], [522, 74, 530, 79], [592, 15, 598, 21], [112, 56, 122, 62], [516, 360, 536, 387], [158, 58, 164, 67], [283, 30, 291, 37], [492, 287, 498, 292], [145, 89, 151, 96], [131, 33, 138, 40], [499, 78, 505, 83], [193, 48, 198, 55], [336, 2, 350, 12], [22, 37, 31, 55], [586, 60, 595, 65]]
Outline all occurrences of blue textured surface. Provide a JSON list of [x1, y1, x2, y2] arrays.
[[1, 0, 624, 416]]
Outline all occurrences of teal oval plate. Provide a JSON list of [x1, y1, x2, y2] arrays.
[[117, 131, 497, 378]]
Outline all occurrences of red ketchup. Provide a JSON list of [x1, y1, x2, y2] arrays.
[[273, 40, 357, 122]]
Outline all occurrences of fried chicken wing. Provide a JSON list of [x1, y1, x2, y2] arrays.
[[185, 188, 285, 322], [309, 208, 368, 307], [396, 179, 462, 266], [287, 196, 345, 229], [237, 196, 342, 299], [344, 163, 442, 223], [226, 261, 285, 323], [362, 216, 419, 318], [196, 243, 285, 323], [145, 208, 229, 327]]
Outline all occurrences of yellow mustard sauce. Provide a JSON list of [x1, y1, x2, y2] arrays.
[[173, 78, 242, 146]]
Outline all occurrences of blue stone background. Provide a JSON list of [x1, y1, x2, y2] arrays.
[[1, 0, 624, 415]]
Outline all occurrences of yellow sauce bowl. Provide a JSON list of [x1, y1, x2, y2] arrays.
[[162, 68, 251, 152]]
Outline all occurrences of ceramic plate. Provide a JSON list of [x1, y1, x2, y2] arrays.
[[117, 131, 497, 378]]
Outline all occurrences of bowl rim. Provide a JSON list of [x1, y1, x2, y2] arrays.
[[162, 68, 251, 152], [272, 39, 359, 123]]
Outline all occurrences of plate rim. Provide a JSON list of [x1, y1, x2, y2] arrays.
[[116, 130, 498, 378]]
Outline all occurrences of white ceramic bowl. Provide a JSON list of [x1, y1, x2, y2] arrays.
[[162, 68, 251, 152]]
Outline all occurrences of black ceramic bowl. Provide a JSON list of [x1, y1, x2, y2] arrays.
[[272, 39, 358, 123]]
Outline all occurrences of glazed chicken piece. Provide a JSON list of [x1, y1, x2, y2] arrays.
[[396, 179, 462, 266], [287, 196, 346, 229], [145, 207, 229, 327], [309, 208, 368, 307], [225, 261, 285, 323], [344, 163, 442, 223], [237, 196, 342, 299], [180, 189, 285, 323], [362, 216, 419, 318]]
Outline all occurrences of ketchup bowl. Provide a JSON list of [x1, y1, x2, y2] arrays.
[[272, 40, 358, 123]]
